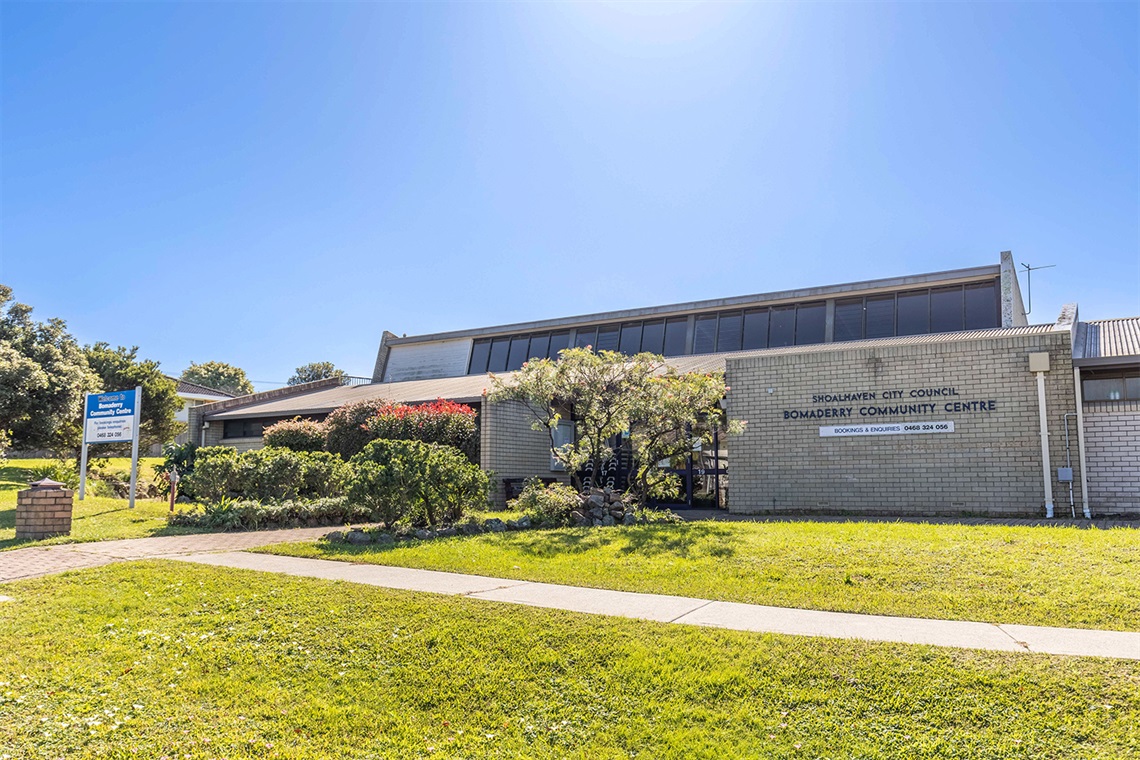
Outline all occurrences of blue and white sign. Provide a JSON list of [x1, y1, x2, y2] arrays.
[[84, 390, 138, 443]]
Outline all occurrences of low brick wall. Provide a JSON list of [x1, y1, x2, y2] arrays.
[[16, 487, 74, 540]]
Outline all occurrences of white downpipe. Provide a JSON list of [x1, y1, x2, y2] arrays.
[[1073, 366, 1092, 519], [1036, 371, 1055, 518]]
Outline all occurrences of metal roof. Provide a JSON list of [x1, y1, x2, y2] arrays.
[[1073, 317, 1140, 366], [168, 376, 238, 398], [208, 323, 1058, 420]]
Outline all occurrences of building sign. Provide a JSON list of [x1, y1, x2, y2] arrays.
[[782, 386, 996, 420], [820, 421, 955, 437], [84, 390, 138, 443]]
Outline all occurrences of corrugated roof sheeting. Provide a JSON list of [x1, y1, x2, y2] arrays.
[[1074, 317, 1140, 361], [209, 324, 1061, 419]]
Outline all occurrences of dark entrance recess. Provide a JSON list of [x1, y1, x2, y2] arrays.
[[653, 426, 726, 511]]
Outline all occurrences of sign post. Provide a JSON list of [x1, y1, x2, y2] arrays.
[[79, 387, 142, 508]]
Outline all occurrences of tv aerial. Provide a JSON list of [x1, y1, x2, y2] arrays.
[[1019, 262, 1055, 317]]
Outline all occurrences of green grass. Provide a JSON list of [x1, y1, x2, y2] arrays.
[[0, 562, 1136, 759], [261, 520, 1140, 631], [1, 458, 208, 550]]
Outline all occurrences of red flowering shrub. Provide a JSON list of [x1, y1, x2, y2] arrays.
[[363, 399, 478, 461]]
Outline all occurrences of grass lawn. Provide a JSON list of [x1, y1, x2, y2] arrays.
[[261, 520, 1140, 631], [0, 458, 207, 551], [0, 563, 1136, 759]]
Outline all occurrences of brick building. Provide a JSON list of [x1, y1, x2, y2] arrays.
[[188, 252, 1139, 517]]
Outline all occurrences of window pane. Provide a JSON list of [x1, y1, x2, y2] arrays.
[[743, 309, 769, 349], [506, 336, 529, 370], [769, 306, 795, 347], [595, 324, 620, 352], [224, 420, 242, 439], [548, 332, 570, 359], [930, 286, 964, 333], [866, 296, 893, 337], [795, 302, 825, 345], [964, 281, 999, 329], [574, 327, 596, 350], [641, 320, 665, 355], [619, 322, 643, 355], [833, 299, 863, 342], [528, 334, 549, 362], [663, 318, 688, 356], [468, 340, 491, 374], [488, 337, 510, 372], [693, 314, 717, 354], [895, 291, 927, 336], [1126, 377, 1140, 400], [717, 311, 743, 352], [1083, 378, 1125, 401]]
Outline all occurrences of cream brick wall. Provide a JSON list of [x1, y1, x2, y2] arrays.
[[1083, 410, 1140, 515], [725, 331, 1084, 517], [480, 400, 571, 506]]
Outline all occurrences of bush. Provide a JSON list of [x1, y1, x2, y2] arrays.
[[263, 417, 327, 452], [509, 478, 581, 527], [26, 459, 80, 490], [153, 441, 198, 496], [325, 399, 391, 459], [182, 446, 349, 503], [363, 400, 478, 461], [169, 496, 370, 531], [349, 439, 489, 527]]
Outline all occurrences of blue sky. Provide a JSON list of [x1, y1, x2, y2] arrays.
[[2, 2, 1137, 388]]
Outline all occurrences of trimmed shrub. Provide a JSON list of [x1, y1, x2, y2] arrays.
[[181, 446, 348, 503], [349, 439, 489, 527], [169, 496, 370, 531], [363, 399, 478, 461], [509, 478, 580, 527], [153, 441, 198, 496], [263, 417, 327, 452], [325, 398, 391, 459]]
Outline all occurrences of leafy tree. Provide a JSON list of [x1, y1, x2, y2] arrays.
[[85, 343, 184, 449], [181, 360, 254, 397], [0, 285, 97, 452], [489, 347, 741, 501], [288, 361, 346, 386]]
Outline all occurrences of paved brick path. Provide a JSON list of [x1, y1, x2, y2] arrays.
[[0, 526, 353, 583]]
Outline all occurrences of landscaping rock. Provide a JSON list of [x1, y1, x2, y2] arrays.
[[602, 514, 616, 527], [325, 530, 346, 543], [588, 506, 606, 520], [436, 526, 457, 537], [622, 512, 637, 526], [373, 532, 395, 545], [515, 515, 532, 529], [484, 518, 507, 533], [459, 522, 483, 535], [592, 519, 603, 527], [414, 529, 435, 540], [611, 501, 625, 511], [587, 494, 606, 509], [346, 530, 371, 545]]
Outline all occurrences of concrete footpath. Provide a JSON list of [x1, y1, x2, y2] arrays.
[[168, 551, 1140, 661]]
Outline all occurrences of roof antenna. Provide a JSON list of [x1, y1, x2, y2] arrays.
[[1019, 262, 1055, 317]]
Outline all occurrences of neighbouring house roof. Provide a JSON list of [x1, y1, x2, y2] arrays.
[[206, 323, 1058, 421], [168, 376, 239, 399], [1072, 317, 1140, 366]]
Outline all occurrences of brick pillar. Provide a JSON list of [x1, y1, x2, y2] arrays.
[[16, 479, 74, 540]]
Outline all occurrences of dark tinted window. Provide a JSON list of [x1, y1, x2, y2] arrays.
[[769, 306, 795, 347], [930, 286, 964, 333], [795, 303, 825, 345], [865, 296, 896, 339], [528, 334, 550, 361], [548, 332, 570, 359], [1083, 378, 1125, 401], [1128, 377, 1140, 399], [693, 314, 717, 353], [574, 327, 596, 350], [743, 309, 768, 349], [641, 321, 665, 355], [468, 340, 491, 374], [619, 323, 643, 355], [224, 419, 266, 439], [507, 336, 529, 370], [717, 311, 743, 352], [595, 324, 620, 352], [895, 291, 928, 336], [663, 318, 688, 356], [488, 337, 510, 372], [964, 281, 999, 329], [834, 299, 863, 342]]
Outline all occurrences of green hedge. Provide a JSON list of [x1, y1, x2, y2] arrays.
[[182, 446, 349, 503], [170, 497, 370, 531]]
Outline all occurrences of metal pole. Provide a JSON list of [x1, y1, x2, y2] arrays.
[[713, 427, 720, 509], [78, 441, 88, 501], [128, 385, 141, 510], [1036, 371, 1055, 518]]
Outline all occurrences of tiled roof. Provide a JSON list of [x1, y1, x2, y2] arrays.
[[168, 376, 238, 398], [208, 324, 1059, 420], [1073, 317, 1140, 363]]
